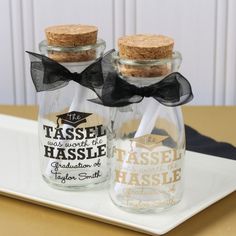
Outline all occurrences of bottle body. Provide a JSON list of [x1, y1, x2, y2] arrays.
[[38, 40, 110, 190], [109, 100, 185, 211], [109, 51, 185, 212]]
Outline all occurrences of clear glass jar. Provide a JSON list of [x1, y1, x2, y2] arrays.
[[109, 51, 185, 212], [38, 39, 110, 190]]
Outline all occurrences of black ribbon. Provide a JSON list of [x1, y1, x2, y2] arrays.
[[26, 49, 193, 107]]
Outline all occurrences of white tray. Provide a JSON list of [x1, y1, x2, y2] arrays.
[[0, 114, 235, 235]]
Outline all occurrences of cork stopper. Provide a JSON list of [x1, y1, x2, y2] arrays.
[[44, 24, 98, 62], [118, 34, 174, 77]]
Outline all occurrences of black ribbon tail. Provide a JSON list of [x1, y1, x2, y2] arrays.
[[87, 98, 104, 105], [152, 72, 193, 106], [26, 51, 72, 92], [78, 49, 116, 89]]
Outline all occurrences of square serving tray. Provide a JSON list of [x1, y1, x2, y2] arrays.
[[0, 114, 235, 235]]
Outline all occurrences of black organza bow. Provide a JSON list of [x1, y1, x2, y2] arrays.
[[27, 50, 193, 107], [26, 50, 108, 92]]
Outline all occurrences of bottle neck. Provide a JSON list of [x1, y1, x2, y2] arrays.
[[39, 38, 106, 73], [113, 50, 182, 87], [60, 61, 95, 73], [123, 75, 168, 87]]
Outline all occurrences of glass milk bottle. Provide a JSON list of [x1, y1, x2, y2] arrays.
[[36, 25, 109, 190], [109, 35, 188, 212]]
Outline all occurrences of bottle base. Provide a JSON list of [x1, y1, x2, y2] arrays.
[[42, 175, 108, 191], [110, 198, 182, 213], [109, 190, 182, 213]]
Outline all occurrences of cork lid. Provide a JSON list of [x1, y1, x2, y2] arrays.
[[117, 34, 175, 77], [43, 24, 100, 62], [45, 24, 98, 47], [118, 34, 174, 60]]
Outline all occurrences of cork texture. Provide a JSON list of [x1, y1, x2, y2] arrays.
[[45, 24, 98, 47], [118, 34, 174, 60], [45, 24, 98, 62], [118, 34, 174, 77]]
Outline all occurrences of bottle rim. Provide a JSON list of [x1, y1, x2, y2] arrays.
[[112, 51, 182, 67], [39, 38, 106, 53]]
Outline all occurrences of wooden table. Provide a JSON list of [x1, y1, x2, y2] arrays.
[[0, 105, 235, 236]]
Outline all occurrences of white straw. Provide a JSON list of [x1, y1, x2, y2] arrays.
[[135, 99, 161, 137], [45, 63, 87, 178], [114, 99, 162, 192]]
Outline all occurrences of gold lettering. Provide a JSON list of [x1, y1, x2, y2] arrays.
[[114, 148, 126, 162], [173, 149, 182, 161], [126, 152, 139, 164], [173, 168, 181, 182], [140, 152, 149, 165], [162, 171, 173, 184], [152, 174, 160, 185], [150, 151, 160, 165], [161, 150, 172, 163], [141, 174, 150, 186], [115, 169, 127, 184], [128, 172, 140, 186]]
